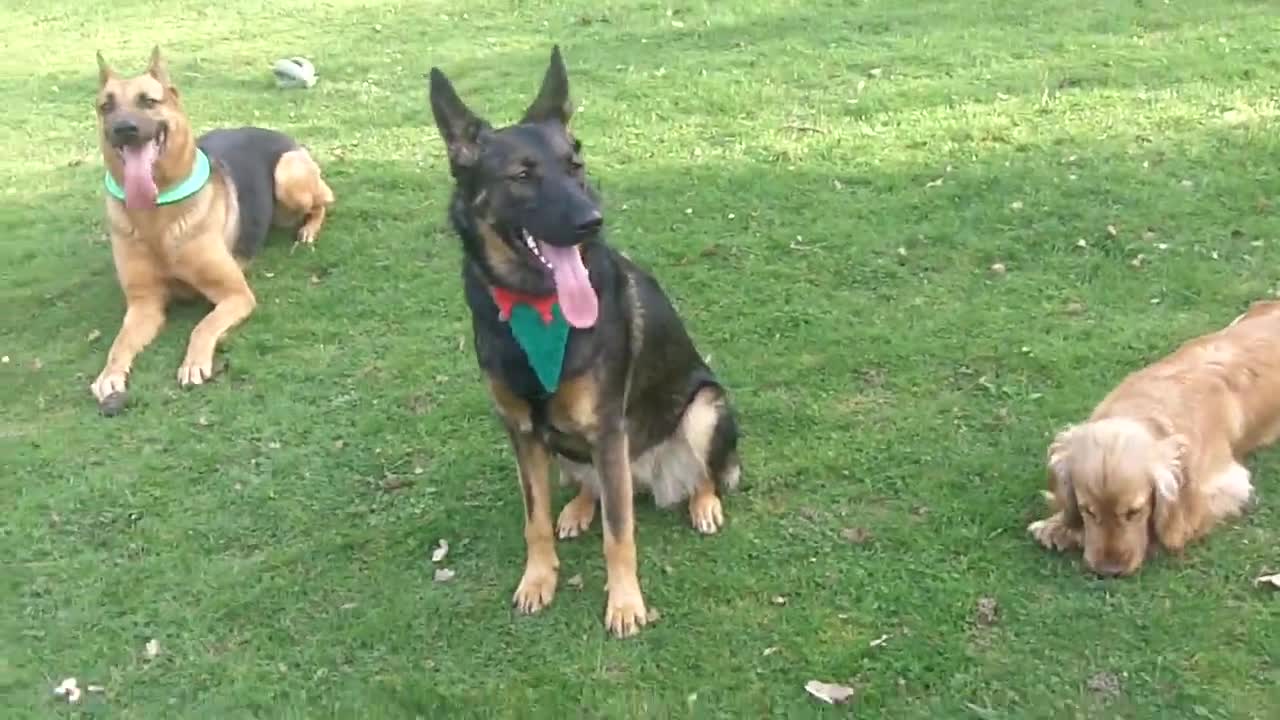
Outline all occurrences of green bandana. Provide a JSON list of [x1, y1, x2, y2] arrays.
[[492, 288, 570, 394], [104, 148, 211, 205]]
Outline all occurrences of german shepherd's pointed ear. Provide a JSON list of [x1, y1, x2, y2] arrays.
[[521, 45, 573, 126], [1047, 424, 1082, 528], [147, 45, 172, 87], [429, 68, 489, 174], [96, 51, 115, 86]]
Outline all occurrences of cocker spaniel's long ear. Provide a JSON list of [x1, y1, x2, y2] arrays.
[[1151, 433, 1189, 548], [1047, 425, 1081, 528]]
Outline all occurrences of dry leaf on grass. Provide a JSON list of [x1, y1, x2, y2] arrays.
[[381, 477, 416, 492], [1255, 573, 1280, 589], [431, 539, 449, 563], [86, 329, 102, 343], [975, 597, 1000, 626], [434, 568, 456, 583], [566, 574, 584, 589], [144, 639, 161, 659], [869, 634, 890, 648], [841, 527, 873, 545], [771, 595, 788, 606], [805, 680, 856, 705], [1086, 671, 1121, 699]]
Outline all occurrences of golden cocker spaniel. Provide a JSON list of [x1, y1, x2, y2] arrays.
[[1029, 300, 1280, 576]]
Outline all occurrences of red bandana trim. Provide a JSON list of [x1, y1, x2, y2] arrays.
[[491, 287, 558, 325]]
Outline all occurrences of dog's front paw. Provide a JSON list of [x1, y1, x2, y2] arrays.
[[91, 369, 127, 402], [295, 225, 318, 246], [604, 580, 647, 638], [556, 493, 596, 539], [177, 355, 215, 388], [1028, 516, 1080, 551], [91, 370, 129, 415], [513, 564, 558, 614], [689, 492, 724, 534]]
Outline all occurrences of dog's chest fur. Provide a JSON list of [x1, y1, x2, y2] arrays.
[[464, 245, 621, 456]]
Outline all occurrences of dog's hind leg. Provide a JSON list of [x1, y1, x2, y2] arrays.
[[680, 386, 740, 534], [556, 481, 597, 539], [1158, 458, 1253, 552], [273, 148, 334, 246]]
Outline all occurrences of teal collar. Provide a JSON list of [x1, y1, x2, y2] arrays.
[[104, 148, 211, 205]]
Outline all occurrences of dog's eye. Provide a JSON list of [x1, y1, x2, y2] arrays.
[[510, 168, 532, 182], [138, 95, 159, 109], [1124, 507, 1144, 521], [1082, 507, 1097, 519], [98, 96, 115, 114], [569, 157, 584, 172]]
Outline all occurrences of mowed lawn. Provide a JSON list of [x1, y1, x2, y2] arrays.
[[3, 0, 1279, 716]]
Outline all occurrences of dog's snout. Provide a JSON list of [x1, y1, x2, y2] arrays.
[[111, 119, 139, 142], [1091, 555, 1134, 578], [574, 209, 603, 236], [1093, 564, 1125, 578]]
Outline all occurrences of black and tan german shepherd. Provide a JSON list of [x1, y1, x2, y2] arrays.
[[428, 46, 741, 637]]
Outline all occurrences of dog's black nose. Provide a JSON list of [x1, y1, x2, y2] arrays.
[[1092, 560, 1130, 578], [111, 119, 139, 142], [575, 210, 603, 236]]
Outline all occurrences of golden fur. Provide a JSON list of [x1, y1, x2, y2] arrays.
[[90, 47, 333, 413], [1029, 299, 1280, 575]]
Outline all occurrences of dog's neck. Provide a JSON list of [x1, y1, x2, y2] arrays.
[[154, 134, 198, 192], [101, 131, 199, 208]]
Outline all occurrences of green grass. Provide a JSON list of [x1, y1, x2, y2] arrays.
[[3, 0, 1279, 716]]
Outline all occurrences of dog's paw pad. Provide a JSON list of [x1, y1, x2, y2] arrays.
[[556, 497, 596, 539], [1028, 518, 1078, 551], [98, 391, 128, 417], [689, 493, 724, 535], [91, 371, 128, 404], [512, 568, 557, 614], [604, 585, 648, 638], [177, 357, 225, 388]]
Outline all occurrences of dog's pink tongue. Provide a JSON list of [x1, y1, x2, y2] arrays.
[[120, 144, 158, 209], [540, 243, 598, 328]]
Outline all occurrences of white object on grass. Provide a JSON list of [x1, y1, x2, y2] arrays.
[[53, 677, 81, 703], [273, 57, 317, 89]]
